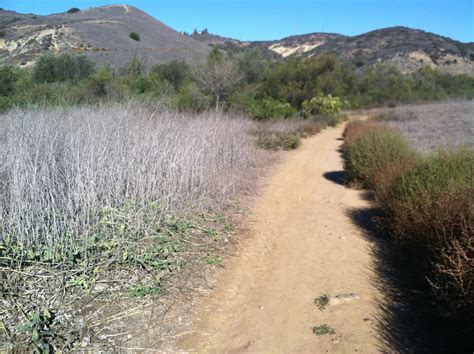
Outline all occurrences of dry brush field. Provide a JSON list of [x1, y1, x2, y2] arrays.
[[0, 103, 327, 351]]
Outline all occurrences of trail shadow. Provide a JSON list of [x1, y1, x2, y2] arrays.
[[323, 170, 346, 185], [347, 207, 474, 353], [323, 171, 376, 203]]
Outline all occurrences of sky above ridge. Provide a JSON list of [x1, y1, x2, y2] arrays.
[[2, 0, 473, 42]]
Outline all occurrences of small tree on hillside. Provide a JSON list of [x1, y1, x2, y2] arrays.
[[193, 48, 243, 110]]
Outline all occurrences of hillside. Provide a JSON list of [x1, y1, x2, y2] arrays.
[[307, 27, 474, 74], [1, 5, 473, 75], [0, 5, 210, 69], [192, 27, 474, 75]]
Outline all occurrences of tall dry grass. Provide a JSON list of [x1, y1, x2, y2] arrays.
[[379, 100, 474, 152], [0, 104, 262, 258]]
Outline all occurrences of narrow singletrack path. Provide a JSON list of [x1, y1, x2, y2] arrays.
[[178, 121, 383, 353]]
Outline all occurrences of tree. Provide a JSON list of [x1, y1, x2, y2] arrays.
[[193, 49, 243, 110], [32, 53, 94, 83], [152, 60, 190, 90], [0, 65, 18, 96]]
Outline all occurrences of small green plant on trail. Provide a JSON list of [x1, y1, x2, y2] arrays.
[[204, 253, 222, 265], [128, 284, 161, 297], [314, 294, 330, 310], [312, 324, 336, 336], [17, 309, 56, 353]]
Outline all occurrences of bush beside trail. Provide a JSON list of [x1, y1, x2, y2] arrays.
[[342, 120, 474, 320]]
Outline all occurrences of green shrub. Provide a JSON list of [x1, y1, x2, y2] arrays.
[[129, 32, 141, 41], [0, 96, 14, 112], [343, 122, 473, 319], [32, 53, 95, 83], [86, 67, 115, 98], [0, 65, 18, 96], [302, 94, 343, 116], [248, 97, 297, 120], [151, 60, 190, 90], [342, 124, 419, 189], [174, 82, 211, 112], [387, 148, 473, 243], [385, 148, 474, 316]]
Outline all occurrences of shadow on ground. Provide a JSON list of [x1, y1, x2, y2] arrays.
[[323, 170, 346, 185], [324, 170, 473, 353]]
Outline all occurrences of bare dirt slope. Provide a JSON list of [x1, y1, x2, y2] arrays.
[[0, 5, 210, 68], [178, 121, 385, 353]]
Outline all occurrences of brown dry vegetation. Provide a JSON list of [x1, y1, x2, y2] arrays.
[[342, 106, 473, 327], [374, 100, 474, 152]]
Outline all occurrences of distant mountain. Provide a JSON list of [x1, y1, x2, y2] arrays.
[[0, 5, 210, 69], [1, 5, 473, 75], [305, 27, 474, 74], [191, 27, 474, 75]]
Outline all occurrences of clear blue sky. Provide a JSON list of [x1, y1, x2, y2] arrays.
[[2, 0, 473, 42]]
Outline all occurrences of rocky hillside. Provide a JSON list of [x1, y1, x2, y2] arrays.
[[306, 27, 474, 74], [192, 27, 474, 75], [0, 5, 210, 69], [1, 5, 472, 75]]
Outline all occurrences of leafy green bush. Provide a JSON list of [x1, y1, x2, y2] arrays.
[[85, 67, 116, 98], [32, 53, 95, 83], [342, 124, 419, 189], [387, 148, 473, 244], [152, 60, 190, 90], [0, 65, 18, 96], [302, 95, 343, 116], [0, 96, 14, 112], [248, 97, 297, 120], [129, 32, 141, 41], [174, 82, 211, 112]]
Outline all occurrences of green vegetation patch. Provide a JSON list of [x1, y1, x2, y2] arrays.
[[129, 32, 141, 41], [312, 324, 336, 335]]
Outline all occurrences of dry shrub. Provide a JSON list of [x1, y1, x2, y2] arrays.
[[384, 149, 474, 316], [342, 120, 380, 147], [342, 120, 474, 321], [0, 104, 263, 254], [253, 119, 323, 150], [381, 100, 474, 153], [0, 104, 268, 350]]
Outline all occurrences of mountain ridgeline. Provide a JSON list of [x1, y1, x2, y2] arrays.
[[190, 28, 474, 75], [0, 4, 473, 74]]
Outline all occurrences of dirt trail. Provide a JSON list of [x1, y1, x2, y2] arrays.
[[178, 122, 383, 353]]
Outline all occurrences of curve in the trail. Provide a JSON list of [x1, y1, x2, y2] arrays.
[[178, 121, 383, 353]]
